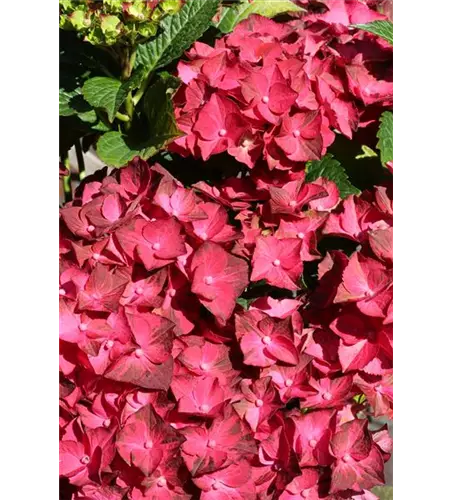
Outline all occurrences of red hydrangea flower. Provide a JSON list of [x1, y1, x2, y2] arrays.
[[191, 242, 248, 323], [193, 94, 249, 160], [273, 111, 324, 162], [251, 236, 303, 290], [330, 419, 385, 493], [181, 406, 256, 477], [192, 460, 255, 500], [60, 427, 115, 487], [290, 409, 336, 467], [235, 309, 299, 367], [104, 312, 175, 390], [116, 404, 184, 476], [279, 469, 325, 500], [233, 377, 281, 431], [173, 375, 227, 417]]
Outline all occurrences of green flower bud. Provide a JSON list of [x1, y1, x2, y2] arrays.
[[100, 14, 122, 44], [136, 21, 158, 38], [85, 26, 104, 46], [126, 0, 148, 21], [59, 0, 73, 12], [59, 0, 181, 47], [69, 10, 91, 31], [59, 14, 72, 30], [103, 0, 123, 14], [160, 0, 182, 15]]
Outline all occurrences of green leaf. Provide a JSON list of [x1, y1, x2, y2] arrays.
[[354, 20, 393, 45], [376, 111, 393, 166], [97, 131, 140, 167], [82, 77, 129, 122], [136, 0, 220, 72], [141, 75, 182, 154], [215, 0, 303, 34], [305, 154, 361, 198], [59, 67, 93, 117], [59, 30, 118, 154], [96, 76, 181, 167], [59, 88, 82, 116]]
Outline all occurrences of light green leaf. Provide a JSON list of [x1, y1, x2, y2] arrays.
[[376, 111, 393, 166], [215, 0, 303, 34], [136, 0, 220, 72], [354, 20, 393, 45], [82, 77, 128, 122], [305, 154, 361, 198]]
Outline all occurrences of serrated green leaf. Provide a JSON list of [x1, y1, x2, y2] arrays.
[[82, 77, 129, 122], [136, 0, 220, 72], [376, 111, 393, 166], [216, 0, 303, 34], [96, 76, 181, 167], [305, 154, 361, 198], [354, 20, 393, 45]]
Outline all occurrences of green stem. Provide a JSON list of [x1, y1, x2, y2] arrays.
[[121, 47, 137, 131], [124, 94, 134, 130], [115, 111, 131, 122], [74, 140, 86, 181], [132, 70, 153, 106]]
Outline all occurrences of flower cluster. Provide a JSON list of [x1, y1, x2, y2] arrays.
[[170, 4, 392, 170], [59, 152, 392, 498], [59, 0, 182, 46]]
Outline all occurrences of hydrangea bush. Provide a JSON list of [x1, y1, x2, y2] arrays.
[[59, 1, 393, 499]]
